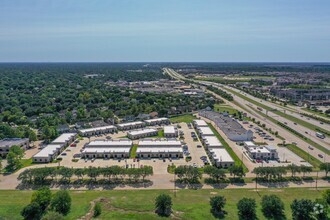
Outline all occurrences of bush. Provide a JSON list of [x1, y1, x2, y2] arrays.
[[31, 187, 52, 211], [291, 199, 314, 220], [50, 190, 71, 215], [155, 194, 172, 217], [21, 202, 42, 220], [93, 202, 102, 217], [210, 196, 226, 218]]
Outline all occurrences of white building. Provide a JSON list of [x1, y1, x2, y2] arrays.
[[164, 126, 178, 138], [137, 139, 183, 158], [51, 133, 77, 146], [82, 139, 133, 159], [33, 144, 64, 163], [193, 119, 208, 128], [144, 117, 170, 126], [197, 126, 214, 137], [79, 125, 117, 137], [246, 145, 279, 160], [244, 141, 257, 149], [0, 138, 29, 157], [127, 128, 158, 140], [208, 148, 234, 168], [201, 136, 222, 149], [116, 121, 145, 130]]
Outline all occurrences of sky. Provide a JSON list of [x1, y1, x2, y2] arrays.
[[0, 0, 330, 62]]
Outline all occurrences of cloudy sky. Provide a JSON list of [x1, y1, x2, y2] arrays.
[[1, 0, 330, 62]]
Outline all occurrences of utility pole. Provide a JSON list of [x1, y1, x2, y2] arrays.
[[316, 171, 318, 190], [174, 172, 176, 197]]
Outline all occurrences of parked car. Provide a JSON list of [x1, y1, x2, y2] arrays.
[[318, 154, 324, 158], [308, 146, 314, 150], [197, 145, 202, 148], [61, 152, 67, 156]]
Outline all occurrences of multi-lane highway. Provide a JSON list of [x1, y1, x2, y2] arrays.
[[164, 68, 329, 162]]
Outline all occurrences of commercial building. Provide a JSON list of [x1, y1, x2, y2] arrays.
[[137, 139, 183, 158], [244, 141, 257, 149], [164, 126, 178, 138], [193, 119, 208, 128], [51, 133, 77, 146], [79, 125, 117, 137], [201, 136, 222, 149], [81, 139, 133, 159], [208, 148, 234, 168], [0, 138, 29, 157], [199, 110, 253, 141], [32, 144, 64, 163], [127, 128, 158, 140], [116, 121, 145, 130], [246, 146, 278, 160], [196, 126, 214, 137], [144, 117, 170, 126]]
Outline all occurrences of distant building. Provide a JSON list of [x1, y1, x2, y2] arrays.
[[192, 119, 208, 128], [127, 128, 158, 140], [144, 117, 170, 126], [201, 136, 222, 149], [246, 146, 278, 160], [51, 133, 77, 146], [0, 138, 29, 157], [208, 148, 234, 168], [164, 126, 178, 138], [196, 126, 214, 137], [79, 125, 117, 137], [116, 121, 145, 130], [56, 124, 70, 134], [32, 144, 64, 163]]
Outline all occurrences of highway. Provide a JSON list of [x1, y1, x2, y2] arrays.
[[163, 68, 329, 162]]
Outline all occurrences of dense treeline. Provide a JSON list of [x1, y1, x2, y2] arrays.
[[253, 165, 313, 180], [18, 165, 153, 185], [0, 63, 215, 138]]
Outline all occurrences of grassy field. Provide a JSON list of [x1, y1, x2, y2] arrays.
[[169, 114, 196, 123], [302, 107, 330, 119], [0, 188, 328, 220], [214, 104, 239, 115], [150, 130, 165, 138], [208, 123, 248, 172]]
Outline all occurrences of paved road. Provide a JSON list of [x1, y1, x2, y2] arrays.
[[164, 68, 329, 162]]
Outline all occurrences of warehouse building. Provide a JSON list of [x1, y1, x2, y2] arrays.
[[127, 128, 158, 140], [0, 138, 29, 157], [116, 121, 145, 130], [81, 139, 133, 159], [244, 141, 257, 149], [164, 126, 178, 138], [144, 117, 170, 126], [137, 139, 183, 158], [208, 148, 234, 168], [201, 136, 222, 149], [196, 126, 214, 137], [193, 119, 208, 128], [199, 110, 253, 141], [79, 125, 117, 137], [51, 133, 77, 146], [33, 144, 64, 163]]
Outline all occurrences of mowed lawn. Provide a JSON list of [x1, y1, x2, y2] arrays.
[[0, 188, 329, 220], [214, 104, 239, 115]]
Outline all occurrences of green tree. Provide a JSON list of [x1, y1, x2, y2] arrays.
[[93, 202, 102, 217], [50, 190, 71, 215], [237, 198, 257, 220], [229, 165, 245, 178], [41, 211, 64, 220], [261, 195, 285, 219], [6, 145, 24, 170], [291, 199, 314, 220], [155, 194, 172, 217], [21, 202, 43, 220], [210, 196, 227, 218], [322, 189, 330, 205], [320, 163, 330, 177], [31, 187, 52, 211]]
